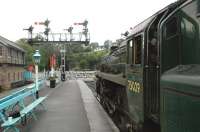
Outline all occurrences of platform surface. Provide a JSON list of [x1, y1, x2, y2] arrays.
[[25, 80, 119, 132]]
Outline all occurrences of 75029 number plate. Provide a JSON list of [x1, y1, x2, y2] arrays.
[[127, 80, 142, 93]]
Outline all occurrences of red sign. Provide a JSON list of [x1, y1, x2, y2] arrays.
[[34, 22, 45, 25], [49, 54, 56, 68], [27, 65, 34, 72]]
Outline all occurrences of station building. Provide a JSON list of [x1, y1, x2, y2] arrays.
[[0, 36, 25, 90]]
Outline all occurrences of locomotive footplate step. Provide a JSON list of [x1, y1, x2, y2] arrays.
[[27, 80, 119, 132]]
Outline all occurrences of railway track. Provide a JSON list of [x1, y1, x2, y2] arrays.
[[84, 80, 97, 97], [85, 80, 125, 131]]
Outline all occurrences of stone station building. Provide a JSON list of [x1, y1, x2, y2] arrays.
[[0, 36, 25, 90]]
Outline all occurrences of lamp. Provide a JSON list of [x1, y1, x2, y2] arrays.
[[33, 50, 41, 64], [33, 50, 41, 99]]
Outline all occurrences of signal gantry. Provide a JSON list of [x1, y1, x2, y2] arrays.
[[24, 19, 90, 81], [24, 19, 90, 45]]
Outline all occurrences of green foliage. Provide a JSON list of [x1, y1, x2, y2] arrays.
[[16, 38, 107, 71], [16, 39, 35, 67], [16, 38, 57, 71], [90, 42, 99, 50], [84, 47, 92, 52], [68, 50, 107, 70], [79, 59, 88, 69], [104, 40, 112, 50]]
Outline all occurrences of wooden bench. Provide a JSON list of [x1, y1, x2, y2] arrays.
[[0, 81, 47, 132], [11, 80, 25, 88], [1, 96, 47, 132]]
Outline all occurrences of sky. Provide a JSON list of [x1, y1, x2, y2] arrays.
[[0, 0, 177, 45]]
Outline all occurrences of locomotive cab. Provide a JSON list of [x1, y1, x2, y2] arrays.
[[125, 0, 200, 131], [160, 0, 200, 132], [96, 0, 200, 132]]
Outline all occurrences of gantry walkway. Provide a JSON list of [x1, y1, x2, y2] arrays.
[[21, 80, 119, 132]]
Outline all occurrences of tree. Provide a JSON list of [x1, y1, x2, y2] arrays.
[[16, 38, 35, 66], [84, 47, 92, 52], [90, 42, 99, 50], [79, 59, 87, 69], [104, 40, 112, 50], [32, 34, 45, 41], [16, 38, 56, 71], [17, 37, 108, 71]]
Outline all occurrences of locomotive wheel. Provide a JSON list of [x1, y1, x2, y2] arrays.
[[129, 123, 142, 132], [112, 111, 129, 132], [99, 80, 106, 105], [96, 78, 101, 97], [128, 123, 138, 132]]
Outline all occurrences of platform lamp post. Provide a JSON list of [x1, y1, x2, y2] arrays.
[[60, 49, 66, 81], [33, 50, 41, 99]]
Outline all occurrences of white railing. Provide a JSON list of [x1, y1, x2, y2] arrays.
[[65, 71, 96, 81]]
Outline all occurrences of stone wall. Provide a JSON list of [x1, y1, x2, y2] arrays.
[[0, 64, 25, 90]]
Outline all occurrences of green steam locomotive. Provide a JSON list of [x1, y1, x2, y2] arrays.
[[96, 0, 200, 131]]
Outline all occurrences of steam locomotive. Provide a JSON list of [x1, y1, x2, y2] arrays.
[[96, 0, 200, 132]]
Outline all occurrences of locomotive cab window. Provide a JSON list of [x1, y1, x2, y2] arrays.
[[133, 35, 142, 64], [127, 39, 133, 64], [162, 16, 181, 72], [165, 17, 178, 39], [119, 46, 126, 63]]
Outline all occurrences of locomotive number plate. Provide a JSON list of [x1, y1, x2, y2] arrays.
[[127, 80, 142, 93]]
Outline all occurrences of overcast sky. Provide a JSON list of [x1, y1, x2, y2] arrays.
[[0, 0, 176, 45]]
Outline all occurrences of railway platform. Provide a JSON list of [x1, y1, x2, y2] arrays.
[[13, 80, 119, 132]]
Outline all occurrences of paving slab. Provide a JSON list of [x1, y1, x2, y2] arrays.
[[27, 80, 90, 132], [15, 80, 119, 132]]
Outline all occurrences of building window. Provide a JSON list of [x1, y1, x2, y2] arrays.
[[8, 73, 10, 81], [21, 72, 23, 80], [18, 72, 20, 80], [8, 48, 11, 57], [22, 53, 25, 64], [0, 46, 3, 56], [13, 72, 15, 81]]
